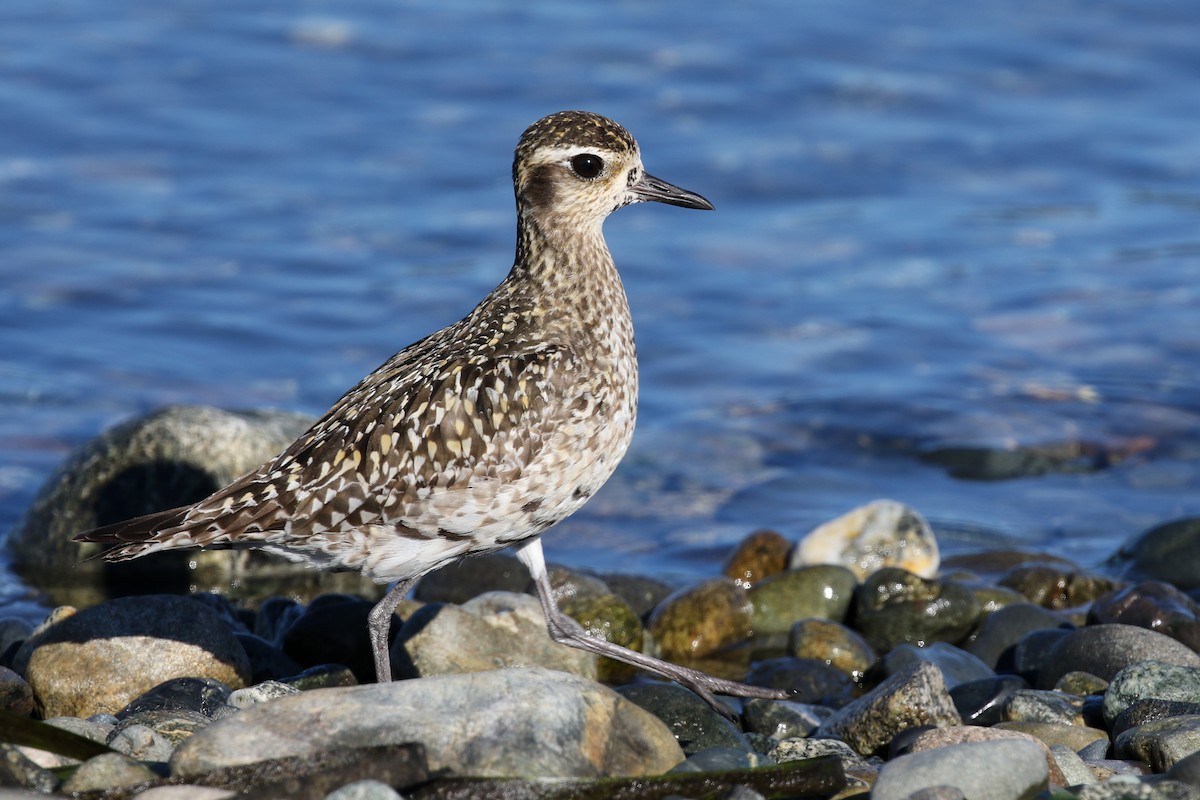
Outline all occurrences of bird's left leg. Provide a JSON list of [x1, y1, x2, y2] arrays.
[[515, 539, 789, 718]]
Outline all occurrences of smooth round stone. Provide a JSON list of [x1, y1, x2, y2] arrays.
[[966, 583, 1028, 615], [112, 709, 213, 750], [1115, 715, 1200, 772], [1002, 689, 1086, 726], [108, 722, 177, 762], [617, 682, 749, 756], [281, 596, 377, 683], [0, 665, 34, 716], [722, 529, 792, 589], [748, 565, 857, 634], [950, 675, 1029, 727], [552, 576, 644, 685], [997, 564, 1119, 610], [647, 579, 753, 662], [789, 618, 876, 681], [1090, 581, 1200, 651], [117, 677, 233, 720], [964, 603, 1073, 671], [0, 618, 33, 666], [1114, 699, 1200, 739], [1055, 671, 1109, 696], [172, 667, 684, 779], [254, 597, 305, 644], [853, 569, 981, 654], [1107, 517, 1200, 591], [791, 499, 940, 580], [872, 738, 1048, 800], [883, 643, 995, 691], [993, 720, 1109, 752], [742, 698, 832, 740], [235, 632, 304, 684], [412, 553, 531, 604], [907, 726, 1067, 788], [60, 752, 159, 793], [228, 680, 300, 709], [940, 550, 1081, 581], [1104, 660, 1200, 724], [19, 595, 251, 719], [743, 657, 854, 705], [768, 737, 868, 769], [1049, 743, 1097, 787], [394, 591, 596, 680], [1011, 628, 1074, 679], [1167, 749, 1200, 789], [595, 573, 675, 619], [1037, 624, 1200, 690]]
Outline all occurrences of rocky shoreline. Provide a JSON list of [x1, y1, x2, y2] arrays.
[[4, 407, 1200, 799]]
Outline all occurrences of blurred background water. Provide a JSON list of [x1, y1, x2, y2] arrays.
[[2, 0, 1199, 617]]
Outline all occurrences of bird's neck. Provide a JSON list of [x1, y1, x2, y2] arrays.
[[505, 211, 633, 342]]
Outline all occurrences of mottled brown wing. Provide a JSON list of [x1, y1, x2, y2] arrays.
[[75, 335, 572, 562]]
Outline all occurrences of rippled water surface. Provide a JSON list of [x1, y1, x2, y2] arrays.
[[3, 0, 1199, 615]]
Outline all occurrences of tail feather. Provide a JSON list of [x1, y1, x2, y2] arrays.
[[73, 506, 192, 561]]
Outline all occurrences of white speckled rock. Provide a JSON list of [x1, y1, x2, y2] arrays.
[[171, 667, 682, 779], [791, 499, 939, 580]]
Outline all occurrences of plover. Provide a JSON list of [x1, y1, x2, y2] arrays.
[[75, 111, 785, 710]]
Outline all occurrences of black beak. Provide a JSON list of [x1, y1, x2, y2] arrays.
[[631, 173, 715, 211]]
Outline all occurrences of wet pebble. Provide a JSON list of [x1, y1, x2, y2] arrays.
[[647, 578, 753, 663], [1108, 516, 1200, 592], [742, 697, 832, 740], [1037, 624, 1200, 689], [963, 602, 1072, 671], [852, 568, 981, 653], [744, 656, 854, 705], [281, 595, 378, 683], [1090, 581, 1200, 651], [950, 675, 1029, 727], [617, 682, 749, 755], [60, 752, 158, 793], [882, 642, 995, 690], [117, 676, 234, 719], [722, 529, 792, 589], [791, 499, 940, 580], [998, 563, 1120, 610], [1003, 688, 1087, 726], [394, 591, 596, 680], [748, 565, 857, 635], [788, 617, 876, 680], [1115, 715, 1200, 772]]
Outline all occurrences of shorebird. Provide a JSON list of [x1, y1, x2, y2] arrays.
[[75, 111, 785, 711]]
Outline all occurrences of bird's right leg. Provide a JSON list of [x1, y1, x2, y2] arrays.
[[367, 577, 418, 683]]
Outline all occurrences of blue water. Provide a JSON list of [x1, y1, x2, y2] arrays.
[[3, 0, 1199, 616]]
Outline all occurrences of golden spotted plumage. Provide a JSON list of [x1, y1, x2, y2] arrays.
[[75, 111, 787, 712]]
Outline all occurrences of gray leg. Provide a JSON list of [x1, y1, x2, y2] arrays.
[[367, 577, 417, 683], [515, 539, 790, 718]]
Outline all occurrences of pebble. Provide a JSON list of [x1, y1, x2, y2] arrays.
[[1108, 516, 1200, 591], [791, 499, 940, 580], [647, 578, 753, 663], [747, 565, 857, 635], [281, 596, 379, 683], [906, 725, 1067, 787], [393, 591, 596, 680], [852, 568, 981, 653], [998, 563, 1119, 610], [815, 661, 962, 755], [1104, 661, 1200, 725], [871, 738, 1049, 800], [742, 698, 832, 740], [950, 675, 1029, 727], [617, 682, 749, 755], [19, 595, 251, 718], [882, 642, 995, 690], [1089, 581, 1200, 651], [1003, 688, 1087, 726], [963, 602, 1072, 671], [788, 617, 876, 680], [1037, 624, 1200, 689], [171, 667, 683, 779], [60, 752, 158, 793], [1115, 715, 1200, 772], [323, 779, 405, 800], [743, 656, 854, 704], [722, 529, 792, 589]]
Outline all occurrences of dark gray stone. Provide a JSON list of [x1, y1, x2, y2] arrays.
[[964, 603, 1071, 671], [617, 682, 749, 756], [950, 675, 1028, 727], [883, 642, 995, 690], [117, 676, 233, 720], [1038, 625, 1200, 690]]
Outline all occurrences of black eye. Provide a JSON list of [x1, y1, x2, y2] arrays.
[[570, 154, 604, 179]]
